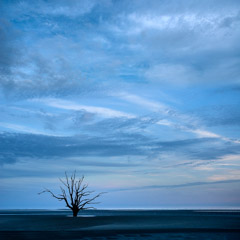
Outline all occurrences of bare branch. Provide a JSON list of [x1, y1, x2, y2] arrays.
[[78, 192, 106, 209], [39, 171, 106, 217], [59, 177, 68, 188], [39, 188, 64, 201]]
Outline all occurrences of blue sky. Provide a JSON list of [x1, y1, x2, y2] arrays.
[[0, 0, 240, 209]]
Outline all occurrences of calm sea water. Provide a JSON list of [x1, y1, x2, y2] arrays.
[[1, 209, 240, 216], [0, 210, 240, 240]]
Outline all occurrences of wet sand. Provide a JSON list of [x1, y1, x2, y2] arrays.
[[0, 210, 240, 239]]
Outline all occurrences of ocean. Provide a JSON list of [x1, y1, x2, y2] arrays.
[[0, 209, 240, 239]]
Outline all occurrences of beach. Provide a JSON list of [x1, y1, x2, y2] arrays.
[[0, 210, 239, 239]]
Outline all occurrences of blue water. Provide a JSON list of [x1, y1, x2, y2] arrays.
[[0, 210, 239, 240]]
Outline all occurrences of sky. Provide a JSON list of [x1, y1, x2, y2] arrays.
[[0, 0, 240, 209]]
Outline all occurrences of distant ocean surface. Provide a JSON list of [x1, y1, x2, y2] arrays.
[[1, 208, 240, 215], [0, 209, 240, 239]]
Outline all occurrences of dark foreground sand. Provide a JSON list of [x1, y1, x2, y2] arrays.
[[0, 210, 240, 239]]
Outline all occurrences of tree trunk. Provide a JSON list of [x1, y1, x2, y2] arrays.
[[72, 207, 79, 217]]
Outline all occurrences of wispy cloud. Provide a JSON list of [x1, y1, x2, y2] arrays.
[[0, 132, 149, 165], [0, 122, 55, 136], [110, 179, 240, 192], [117, 92, 240, 144], [116, 92, 168, 113], [32, 98, 135, 119]]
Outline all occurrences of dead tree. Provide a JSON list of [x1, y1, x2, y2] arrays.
[[39, 171, 105, 217]]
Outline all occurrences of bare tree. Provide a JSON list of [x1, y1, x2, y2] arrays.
[[39, 171, 105, 217]]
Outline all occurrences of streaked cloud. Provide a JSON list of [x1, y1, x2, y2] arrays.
[[110, 179, 240, 192], [32, 98, 135, 118]]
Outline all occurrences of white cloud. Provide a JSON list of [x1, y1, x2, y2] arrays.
[[145, 63, 199, 85], [188, 129, 220, 138], [156, 119, 172, 127], [116, 92, 168, 113], [208, 170, 240, 181], [126, 11, 239, 34], [128, 13, 214, 32], [0, 122, 58, 136], [18, 0, 97, 18], [117, 92, 240, 144], [32, 98, 135, 119]]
